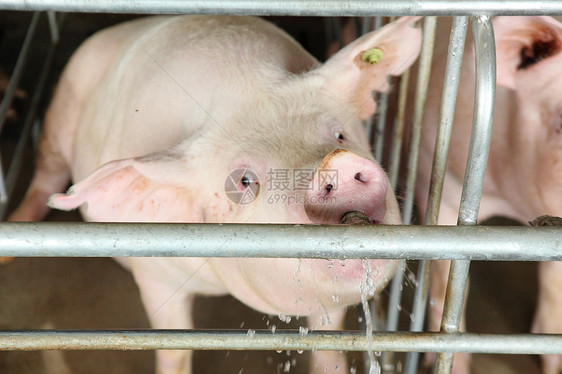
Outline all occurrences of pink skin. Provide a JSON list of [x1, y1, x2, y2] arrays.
[[417, 16, 562, 374], [8, 15, 421, 374]]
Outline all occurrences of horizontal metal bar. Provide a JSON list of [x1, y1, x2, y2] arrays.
[[0, 1, 561, 15], [0, 222, 560, 260], [1, 330, 561, 354]]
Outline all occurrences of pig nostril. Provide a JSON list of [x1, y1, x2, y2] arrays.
[[354, 172, 367, 183]]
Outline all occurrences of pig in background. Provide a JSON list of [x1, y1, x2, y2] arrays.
[[6, 15, 421, 374], [416, 16, 562, 374]]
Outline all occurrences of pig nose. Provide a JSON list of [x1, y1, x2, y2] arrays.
[[304, 149, 389, 224]]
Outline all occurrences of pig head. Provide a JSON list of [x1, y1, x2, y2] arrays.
[[11, 15, 421, 374], [417, 16, 562, 374]]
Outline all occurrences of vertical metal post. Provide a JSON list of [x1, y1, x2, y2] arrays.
[[387, 67, 410, 189], [371, 16, 389, 163], [382, 16, 437, 374], [434, 15, 496, 374], [365, 16, 383, 146], [404, 16, 468, 374], [47, 11, 60, 42], [401, 16, 437, 224]]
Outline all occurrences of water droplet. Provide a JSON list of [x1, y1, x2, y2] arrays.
[[328, 259, 334, 268], [246, 329, 255, 338], [339, 259, 347, 266], [299, 326, 309, 336], [297, 350, 304, 354], [240, 321, 245, 328], [284, 360, 291, 372], [332, 294, 340, 303]]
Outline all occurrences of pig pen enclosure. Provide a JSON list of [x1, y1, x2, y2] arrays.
[[0, 2, 561, 374]]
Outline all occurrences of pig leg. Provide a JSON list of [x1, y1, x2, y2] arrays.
[[132, 266, 195, 374], [1, 79, 77, 263], [532, 261, 562, 374], [307, 309, 348, 374], [6, 67, 85, 223]]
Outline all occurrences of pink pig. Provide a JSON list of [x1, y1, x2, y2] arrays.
[[417, 16, 562, 374], [9, 16, 421, 374]]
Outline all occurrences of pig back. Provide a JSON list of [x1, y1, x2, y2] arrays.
[[70, 15, 318, 182]]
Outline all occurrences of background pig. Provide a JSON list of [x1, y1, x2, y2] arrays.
[[417, 16, 562, 374], [9, 15, 421, 374]]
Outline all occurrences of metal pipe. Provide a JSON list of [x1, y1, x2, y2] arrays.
[[387, 67, 410, 189], [373, 88, 389, 163], [401, 16, 437, 224], [434, 15, 496, 374], [381, 54, 413, 373], [0, 222, 559, 260], [0, 1, 561, 16], [47, 11, 60, 42], [425, 17, 468, 226], [1, 330, 561, 354], [405, 16, 469, 374]]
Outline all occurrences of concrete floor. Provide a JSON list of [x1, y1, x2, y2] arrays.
[[0, 11, 545, 374]]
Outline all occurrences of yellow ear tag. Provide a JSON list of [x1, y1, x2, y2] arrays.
[[361, 48, 384, 64]]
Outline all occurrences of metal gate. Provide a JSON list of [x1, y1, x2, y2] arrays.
[[0, 2, 561, 374]]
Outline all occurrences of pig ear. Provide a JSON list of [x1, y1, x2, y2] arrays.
[[494, 16, 562, 89], [48, 152, 202, 222], [317, 16, 422, 119]]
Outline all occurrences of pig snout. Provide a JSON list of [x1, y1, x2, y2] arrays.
[[304, 150, 389, 225]]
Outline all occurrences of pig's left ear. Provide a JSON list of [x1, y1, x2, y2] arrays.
[[316, 16, 422, 119], [494, 16, 562, 89], [48, 150, 202, 222]]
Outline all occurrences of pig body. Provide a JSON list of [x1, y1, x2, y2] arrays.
[[417, 16, 562, 374], [10, 15, 421, 374]]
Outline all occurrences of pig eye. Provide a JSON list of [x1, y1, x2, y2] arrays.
[[241, 175, 252, 187], [334, 132, 345, 142], [239, 173, 259, 192]]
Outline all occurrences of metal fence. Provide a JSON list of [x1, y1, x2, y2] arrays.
[[0, 2, 561, 374]]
